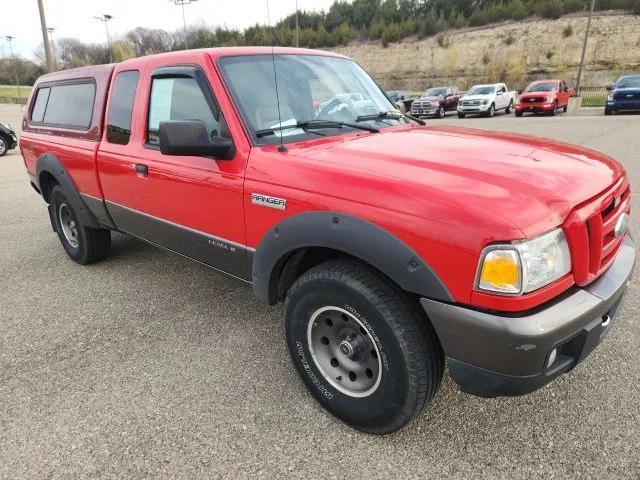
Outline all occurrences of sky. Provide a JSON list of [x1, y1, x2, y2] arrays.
[[1, 0, 338, 60]]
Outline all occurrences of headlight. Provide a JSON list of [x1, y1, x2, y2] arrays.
[[607, 93, 614, 102], [476, 228, 571, 295], [547, 95, 555, 103]]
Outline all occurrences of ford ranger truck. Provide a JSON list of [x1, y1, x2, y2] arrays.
[[457, 83, 515, 118], [20, 48, 635, 434], [605, 74, 640, 115], [516, 79, 575, 117]]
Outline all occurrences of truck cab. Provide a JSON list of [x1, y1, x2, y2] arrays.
[[20, 48, 635, 435]]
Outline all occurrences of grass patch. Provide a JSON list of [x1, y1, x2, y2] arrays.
[[580, 95, 606, 107], [0, 85, 31, 99]]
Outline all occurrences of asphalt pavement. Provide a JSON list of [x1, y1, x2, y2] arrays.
[[0, 104, 638, 479]]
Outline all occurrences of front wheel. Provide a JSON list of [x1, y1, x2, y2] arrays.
[[549, 102, 557, 116], [436, 107, 445, 119], [457, 112, 465, 119], [284, 259, 444, 434], [486, 104, 495, 117], [515, 111, 523, 117], [50, 185, 112, 265], [604, 108, 612, 116], [0, 135, 7, 157]]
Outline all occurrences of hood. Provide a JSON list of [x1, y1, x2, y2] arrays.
[[461, 94, 492, 101], [519, 91, 555, 98], [419, 95, 444, 103], [289, 125, 623, 237]]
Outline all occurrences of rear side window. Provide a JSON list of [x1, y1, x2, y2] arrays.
[[42, 83, 96, 128], [147, 77, 219, 145], [106, 71, 139, 145], [31, 87, 51, 123]]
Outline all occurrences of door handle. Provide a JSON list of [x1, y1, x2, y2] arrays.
[[134, 164, 148, 175]]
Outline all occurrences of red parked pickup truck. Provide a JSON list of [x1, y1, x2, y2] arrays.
[[20, 48, 634, 434], [516, 79, 575, 117]]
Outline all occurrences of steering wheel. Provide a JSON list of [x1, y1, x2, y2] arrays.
[[316, 96, 358, 123]]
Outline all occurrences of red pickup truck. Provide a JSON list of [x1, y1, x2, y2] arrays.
[[20, 48, 634, 434], [516, 79, 575, 117]]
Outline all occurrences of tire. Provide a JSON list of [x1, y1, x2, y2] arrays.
[[436, 107, 445, 119], [604, 108, 612, 116], [50, 185, 111, 265], [457, 112, 465, 119], [505, 100, 513, 114], [486, 104, 495, 117], [549, 102, 557, 116], [0, 135, 7, 157], [563, 105, 568, 113], [515, 111, 523, 117], [284, 259, 444, 434]]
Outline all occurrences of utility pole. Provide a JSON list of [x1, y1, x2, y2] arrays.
[[47, 27, 58, 70], [0, 35, 22, 101], [93, 14, 113, 62], [575, 0, 596, 92], [37, 0, 54, 72], [169, 0, 199, 50], [295, 0, 299, 48]]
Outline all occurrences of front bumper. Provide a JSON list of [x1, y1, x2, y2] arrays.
[[515, 102, 554, 113], [458, 104, 490, 114], [606, 100, 640, 112], [421, 234, 635, 397]]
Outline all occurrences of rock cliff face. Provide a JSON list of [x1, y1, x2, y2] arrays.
[[332, 13, 640, 90]]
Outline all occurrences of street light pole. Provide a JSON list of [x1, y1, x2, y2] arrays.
[[93, 14, 113, 63], [47, 27, 58, 70], [575, 0, 596, 93], [296, 0, 299, 48], [37, 0, 54, 72], [169, 0, 199, 50], [1, 35, 22, 101]]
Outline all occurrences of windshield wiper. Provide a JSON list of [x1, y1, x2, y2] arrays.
[[356, 110, 425, 126], [256, 119, 379, 138]]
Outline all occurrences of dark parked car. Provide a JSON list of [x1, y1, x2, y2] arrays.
[[605, 74, 640, 115], [386, 90, 414, 113], [0, 122, 18, 156], [410, 86, 460, 119]]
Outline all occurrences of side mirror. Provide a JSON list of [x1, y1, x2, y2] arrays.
[[159, 120, 234, 160], [496, 91, 503, 96], [517, 89, 523, 95]]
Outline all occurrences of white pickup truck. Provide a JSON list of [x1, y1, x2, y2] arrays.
[[457, 83, 516, 118]]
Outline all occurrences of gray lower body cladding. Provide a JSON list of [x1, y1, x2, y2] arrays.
[[421, 234, 636, 397]]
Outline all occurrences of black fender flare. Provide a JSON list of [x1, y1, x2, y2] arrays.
[[35, 152, 100, 229], [251, 211, 452, 305]]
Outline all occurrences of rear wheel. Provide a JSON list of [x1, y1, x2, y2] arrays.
[[284, 259, 444, 434], [563, 104, 568, 113], [50, 185, 111, 265], [0, 136, 7, 157]]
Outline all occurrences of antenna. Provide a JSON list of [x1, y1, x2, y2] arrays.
[[266, 0, 286, 152]]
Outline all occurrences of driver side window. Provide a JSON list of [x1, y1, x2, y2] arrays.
[[147, 77, 219, 145]]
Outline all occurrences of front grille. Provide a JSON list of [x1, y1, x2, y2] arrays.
[[565, 177, 631, 285], [462, 100, 480, 106], [525, 96, 546, 103], [614, 91, 640, 101]]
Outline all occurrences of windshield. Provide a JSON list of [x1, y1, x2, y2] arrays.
[[525, 81, 558, 92], [423, 87, 447, 97], [615, 75, 640, 89], [467, 86, 495, 95], [218, 54, 406, 145]]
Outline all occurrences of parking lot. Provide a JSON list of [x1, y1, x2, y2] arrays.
[[0, 103, 638, 479]]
